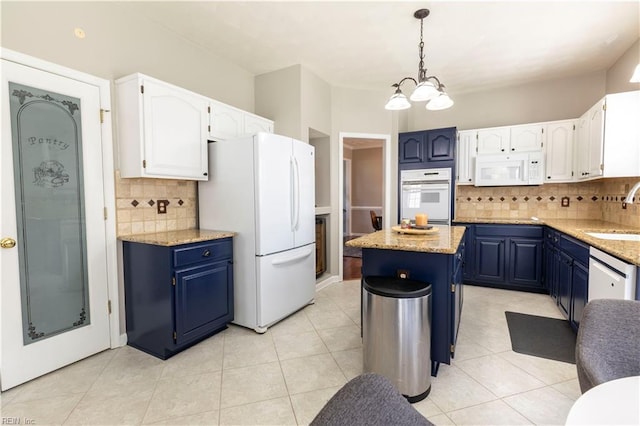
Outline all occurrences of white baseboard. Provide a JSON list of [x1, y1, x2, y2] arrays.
[[315, 275, 340, 291]]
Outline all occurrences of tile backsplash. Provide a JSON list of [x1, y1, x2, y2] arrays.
[[113, 171, 640, 236], [456, 177, 640, 228], [114, 171, 197, 236]]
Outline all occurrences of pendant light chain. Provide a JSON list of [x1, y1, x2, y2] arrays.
[[418, 17, 426, 83]]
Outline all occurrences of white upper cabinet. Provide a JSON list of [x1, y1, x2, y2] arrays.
[[476, 127, 510, 154], [209, 100, 244, 141], [116, 73, 209, 180], [476, 124, 543, 155], [544, 120, 576, 183], [244, 113, 274, 134], [601, 91, 640, 177], [576, 91, 639, 180], [209, 100, 273, 141], [456, 130, 477, 184], [510, 124, 544, 152]]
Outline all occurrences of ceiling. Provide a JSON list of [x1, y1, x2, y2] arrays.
[[126, 1, 639, 97]]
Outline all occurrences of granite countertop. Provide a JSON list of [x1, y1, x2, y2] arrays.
[[118, 229, 235, 246], [345, 225, 466, 254], [454, 217, 640, 266]]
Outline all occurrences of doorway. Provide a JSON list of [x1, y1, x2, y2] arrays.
[[339, 133, 391, 280]]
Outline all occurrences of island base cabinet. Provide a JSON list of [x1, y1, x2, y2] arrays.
[[123, 238, 234, 359], [361, 246, 463, 376]]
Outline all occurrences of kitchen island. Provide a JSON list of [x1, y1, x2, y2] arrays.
[[346, 225, 466, 375]]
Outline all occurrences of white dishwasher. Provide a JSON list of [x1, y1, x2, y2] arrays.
[[588, 247, 636, 301]]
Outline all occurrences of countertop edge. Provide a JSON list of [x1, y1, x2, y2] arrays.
[[118, 229, 235, 246], [454, 218, 640, 266]]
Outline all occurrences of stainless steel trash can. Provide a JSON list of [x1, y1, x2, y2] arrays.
[[362, 275, 432, 402]]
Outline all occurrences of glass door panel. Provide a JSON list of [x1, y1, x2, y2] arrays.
[[9, 82, 90, 344]]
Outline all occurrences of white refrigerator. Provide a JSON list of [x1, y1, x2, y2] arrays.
[[198, 132, 316, 332]]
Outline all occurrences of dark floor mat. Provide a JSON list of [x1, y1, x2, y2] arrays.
[[505, 311, 577, 364]]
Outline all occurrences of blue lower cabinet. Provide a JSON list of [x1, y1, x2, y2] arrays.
[[571, 261, 589, 330], [557, 251, 572, 318], [475, 237, 506, 282], [460, 224, 544, 292], [123, 237, 234, 359]]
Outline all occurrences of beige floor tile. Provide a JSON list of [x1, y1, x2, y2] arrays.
[[451, 340, 494, 363], [447, 399, 533, 425], [280, 353, 347, 395], [143, 371, 222, 423], [0, 386, 21, 407], [3, 393, 84, 425], [219, 397, 296, 425], [306, 309, 355, 331], [456, 354, 546, 398], [97, 345, 166, 386], [503, 386, 575, 425], [412, 397, 443, 418], [331, 348, 363, 380], [342, 305, 362, 326], [317, 324, 362, 352], [10, 364, 102, 403], [551, 378, 582, 401], [268, 310, 315, 337], [427, 365, 497, 412], [222, 332, 278, 369], [147, 409, 219, 425], [426, 413, 455, 425], [65, 391, 153, 425], [289, 386, 341, 425], [220, 362, 287, 408], [498, 350, 577, 385], [161, 339, 224, 378], [273, 330, 328, 360], [82, 376, 157, 403]]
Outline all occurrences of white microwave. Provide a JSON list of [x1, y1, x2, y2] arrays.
[[474, 152, 543, 186]]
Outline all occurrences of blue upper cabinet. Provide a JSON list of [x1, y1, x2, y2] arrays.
[[399, 132, 425, 164], [399, 127, 456, 169], [426, 128, 456, 162]]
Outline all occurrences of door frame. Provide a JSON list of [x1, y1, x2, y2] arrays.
[[343, 158, 352, 236], [1, 48, 121, 348], [338, 132, 391, 280]]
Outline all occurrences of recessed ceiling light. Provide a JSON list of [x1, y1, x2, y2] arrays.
[[74, 28, 86, 39]]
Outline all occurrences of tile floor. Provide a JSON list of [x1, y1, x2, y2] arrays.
[[0, 281, 581, 425]]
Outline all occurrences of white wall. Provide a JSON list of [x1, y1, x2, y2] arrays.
[[255, 65, 302, 139], [606, 38, 640, 94], [407, 70, 607, 131]]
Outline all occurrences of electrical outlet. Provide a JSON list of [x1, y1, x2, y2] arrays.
[[157, 199, 169, 214], [561, 196, 570, 207], [397, 269, 410, 279]]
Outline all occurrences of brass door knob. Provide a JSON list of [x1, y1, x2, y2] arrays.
[[1, 238, 16, 248]]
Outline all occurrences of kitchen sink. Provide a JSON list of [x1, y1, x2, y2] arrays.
[[585, 232, 640, 242]]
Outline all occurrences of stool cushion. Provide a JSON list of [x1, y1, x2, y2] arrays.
[[310, 373, 431, 426], [575, 299, 640, 393]]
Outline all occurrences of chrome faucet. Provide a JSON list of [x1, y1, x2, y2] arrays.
[[623, 181, 640, 206]]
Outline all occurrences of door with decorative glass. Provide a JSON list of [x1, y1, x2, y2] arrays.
[[1, 59, 111, 390]]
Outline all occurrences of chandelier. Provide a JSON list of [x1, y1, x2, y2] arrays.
[[385, 9, 453, 111]]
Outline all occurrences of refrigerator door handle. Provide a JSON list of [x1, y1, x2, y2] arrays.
[[270, 247, 313, 266], [293, 155, 300, 230], [290, 156, 296, 231]]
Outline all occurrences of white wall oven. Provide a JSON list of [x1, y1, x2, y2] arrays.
[[400, 168, 452, 225]]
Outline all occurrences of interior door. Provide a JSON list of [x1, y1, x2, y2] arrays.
[[254, 133, 294, 255], [1, 60, 111, 390]]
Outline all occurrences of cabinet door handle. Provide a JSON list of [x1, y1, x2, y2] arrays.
[[202, 249, 211, 257]]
